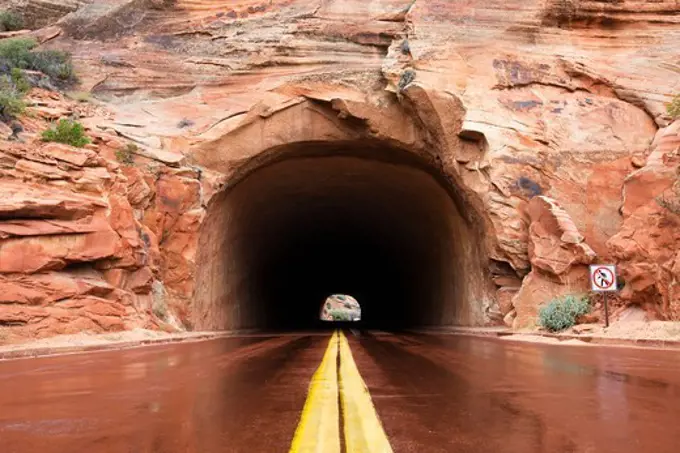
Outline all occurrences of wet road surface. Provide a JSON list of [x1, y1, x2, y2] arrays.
[[0, 334, 328, 452], [1, 331, 680, 452]]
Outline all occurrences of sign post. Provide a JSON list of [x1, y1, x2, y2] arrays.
[[589, 264, 617, 327]]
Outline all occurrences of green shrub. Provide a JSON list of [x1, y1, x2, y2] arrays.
[[10, 68, 29, 93], [668, 95, 680, 119], [329, 309, 352, 321], [0, 89, 24, 121], [0, 74, 25, 121], [0, 38, 78, 122], [538, 294, 590, 332], [0, 37, 76, 85], [0, 11, 23, 32], [41, 119, 90, 147], [0, 37, 37, 62], [26, 49, 76, 83], [115, 143, 137, 165]]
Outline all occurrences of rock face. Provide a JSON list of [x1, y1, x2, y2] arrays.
[[1, 0, 679, 342], [0, 90, 220, 342], [512, 196, 596, 328], [4, 0, 88, 30], [608, 122, 680, 320]]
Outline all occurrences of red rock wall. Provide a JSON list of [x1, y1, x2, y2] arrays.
[[0, 91, 222, 342]]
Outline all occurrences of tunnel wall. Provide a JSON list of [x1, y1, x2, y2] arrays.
[[191, 145, 491, 331]]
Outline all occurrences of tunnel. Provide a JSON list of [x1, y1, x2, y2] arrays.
[[191, 141, 490, 332]]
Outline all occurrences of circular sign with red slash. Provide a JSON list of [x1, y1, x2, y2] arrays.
[[590, 265, 617, 292]]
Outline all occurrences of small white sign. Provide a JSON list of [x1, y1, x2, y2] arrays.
[[590, 265, 617, 292]]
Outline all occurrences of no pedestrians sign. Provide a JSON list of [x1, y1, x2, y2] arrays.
[[590, 265, 617, 292]]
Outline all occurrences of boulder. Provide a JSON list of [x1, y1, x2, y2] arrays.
[[513, 196, 596, 328]]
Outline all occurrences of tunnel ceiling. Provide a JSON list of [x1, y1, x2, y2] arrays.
[[192, 141, 489, 332]]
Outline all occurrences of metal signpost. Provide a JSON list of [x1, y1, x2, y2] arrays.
[[589, 264, 617, 327]]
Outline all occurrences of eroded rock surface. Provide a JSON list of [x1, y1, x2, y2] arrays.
[[608, 122, 680, 320], [0, 90, 222, 342]]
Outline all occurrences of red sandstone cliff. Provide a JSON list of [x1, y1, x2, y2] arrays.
[[0, 0, 679, 342]]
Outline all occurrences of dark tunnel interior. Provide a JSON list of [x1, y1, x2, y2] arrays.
[[192, 143, 487, 332]]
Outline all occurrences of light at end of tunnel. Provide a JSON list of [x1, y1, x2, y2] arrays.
[[320, 294, 361, 322]]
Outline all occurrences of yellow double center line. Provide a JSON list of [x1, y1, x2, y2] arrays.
[[289, 330, 393, 453]]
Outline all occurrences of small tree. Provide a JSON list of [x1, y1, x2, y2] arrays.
[[41, 119, 91, 147]]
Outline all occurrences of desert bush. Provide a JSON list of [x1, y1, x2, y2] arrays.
[[115, 143, 137, 165], [0, 11, 23, 32], [657, 192, 680, 215], [27, 49, 76, 83], [538, 294, 590, 332], [0, 74, 24, 121], [668, 94, 680, 119], [0, 89, 24, 121], [10, 68, 29, 93], [0, 37, 76, 85], [0, 37, 38, 63], [329, 309, 352, 322], [398, 69, 416, 93], [400, 39, 410, 54], [656, 174, 680, 215], [41, 119, 90, 147]]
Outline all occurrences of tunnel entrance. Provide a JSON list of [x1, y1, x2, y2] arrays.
[[192, 141, 489, 332]]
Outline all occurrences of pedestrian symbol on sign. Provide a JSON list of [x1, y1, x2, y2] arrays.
[[595, 268, 612, 288], [590, 265, 616, 292]]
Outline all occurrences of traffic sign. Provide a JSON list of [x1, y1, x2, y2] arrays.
[[590, 265, 617, 292], [589, 264, 617, 328]]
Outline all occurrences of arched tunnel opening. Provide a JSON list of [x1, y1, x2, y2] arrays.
[[192, 141, 490, 332]]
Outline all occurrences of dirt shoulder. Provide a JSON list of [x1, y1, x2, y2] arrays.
[[421, 321, 680, 350], [0, 329, 233, 361]]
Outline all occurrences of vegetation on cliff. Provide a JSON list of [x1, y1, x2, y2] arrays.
[[115, 143, 137, 165], [668, 95, 680, 119], [0, 11, 23, 32], [0, 38, 76, 84], [0, 70, 26, 121], [41, 118, 90, 147], [0, 37, 76, 122]]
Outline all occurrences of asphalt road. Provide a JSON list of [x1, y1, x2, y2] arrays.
[[1, 331, 679, 452]]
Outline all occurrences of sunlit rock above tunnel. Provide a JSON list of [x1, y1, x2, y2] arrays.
[[320, 294, 362, 322]]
